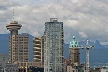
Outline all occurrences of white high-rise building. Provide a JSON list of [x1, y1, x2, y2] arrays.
[[33, 36, 44, 64], [44, 18, 64, 72]]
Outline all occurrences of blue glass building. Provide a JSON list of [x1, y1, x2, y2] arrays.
[[44, 18, 64, 72]]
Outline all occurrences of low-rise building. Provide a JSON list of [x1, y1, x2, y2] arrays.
[[30, 67, 44, 72], [90, 66, 108, 72], [101, 66, 108, 72], [5, 63, 19, 72], [67, 65, 73, 72], [18, 62, 43, 68], [0, 54, 8, 67], [18, 62, 43, 72], [67, 65, 84, 72], [0, 54, 8, 72], [64, 59, 85, 72], [64, 59, 71, 72]]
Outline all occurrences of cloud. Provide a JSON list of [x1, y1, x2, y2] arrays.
[[0, 0, 8, 6], [8, 0, 60, 5], [78, 31, 88, 38], [1, 0, 108, 43]]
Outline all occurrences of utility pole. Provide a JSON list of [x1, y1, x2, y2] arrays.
[[80, 40, 94, 72]]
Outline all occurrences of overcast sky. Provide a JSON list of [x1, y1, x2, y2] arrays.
[[0, 0, 108, 44]]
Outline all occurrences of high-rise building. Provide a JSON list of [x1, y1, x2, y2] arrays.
[[33, 36, 44, 64], [6, 21, 29, 63], [44, 18, 64, 72], [69, 36, 80, 66]]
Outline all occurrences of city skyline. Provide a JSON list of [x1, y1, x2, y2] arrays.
[[0, 0, 108, 44], [0, 17, 107, 71]]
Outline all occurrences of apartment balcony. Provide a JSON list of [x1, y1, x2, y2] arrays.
[[33, 57, 41, 59], [34, 47, 41, 49], [33, 56, 41, 60], [33, 49, 41, 52], [33, 52, 41, 55], [35, 55, 41, 57], [33, 45, 41, 48]]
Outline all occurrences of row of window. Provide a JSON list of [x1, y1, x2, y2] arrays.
[[12, 42, 28, 44], [11, 37, 28, 38], [12, 52, 28, 55]]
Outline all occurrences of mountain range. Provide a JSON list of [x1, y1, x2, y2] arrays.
[[0, 34, 108, 67]]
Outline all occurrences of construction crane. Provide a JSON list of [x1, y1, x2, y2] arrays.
[[80, 40, 94, 72]]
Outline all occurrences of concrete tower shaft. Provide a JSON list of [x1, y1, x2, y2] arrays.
[[6, 21, 22, 35]]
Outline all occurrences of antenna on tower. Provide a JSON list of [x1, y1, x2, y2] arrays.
[[12, 9, 14, 20]]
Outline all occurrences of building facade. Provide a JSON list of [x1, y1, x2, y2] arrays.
[[0, 54, 8, 67], [6, 21, 29, 63], [0, 54, 8, 72], [33, 36, 44, 64], [64, 59, 71, 72], [44, 18, 64, 72], [69, 36, 80, 66]]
